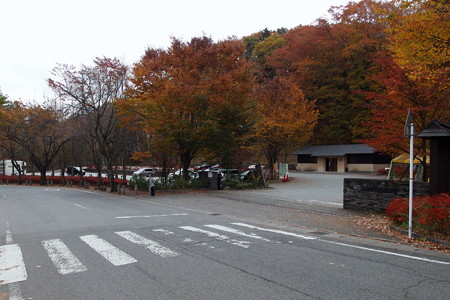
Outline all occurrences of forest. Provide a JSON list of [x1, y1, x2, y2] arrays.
[[0, 0, 449, 187]]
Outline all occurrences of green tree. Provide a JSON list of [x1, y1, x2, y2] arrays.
[[0, 89, 10, 107]]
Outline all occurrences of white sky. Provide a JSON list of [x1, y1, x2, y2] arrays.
[[0, 0, 351, 103]]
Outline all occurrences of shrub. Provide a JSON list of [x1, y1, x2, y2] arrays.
[[222, 177, 262, 189], [386, 197, 409, 224], [128, 175, 149, 189], [386, 193, 450, 234]]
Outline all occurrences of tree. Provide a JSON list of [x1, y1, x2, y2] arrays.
[[0, 89, 8, 107], [49, 57, 129, 191], [362, 0, 450, 180], [265, 0, 392, 144], [363, 53, 449, 180], [253, 77, 318, 177], [0, 101, 72, 185], [118, 36, 255, 179], [387, 0, 449, 83]]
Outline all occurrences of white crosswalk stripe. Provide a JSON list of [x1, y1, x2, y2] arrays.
[[3, 222, 317, 283], [80, 234, 137, 266], [179, 226, 250, 248], [204, 224, 273, 242], [42, 239, 87, 275], [0, 244, 27, 285], [115, 231, 179, 257], [232, 223, 317, 240]]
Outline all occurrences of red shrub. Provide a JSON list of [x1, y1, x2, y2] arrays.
[[386, 197, 409, 223], [414, 194, 450, 231], [386, 194, 450, 233]]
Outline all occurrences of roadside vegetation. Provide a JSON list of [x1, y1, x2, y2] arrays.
[[386, 194, 450, 238], [0, 0, 448, 189]]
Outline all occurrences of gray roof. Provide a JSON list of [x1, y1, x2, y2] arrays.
[[293, 144, 376, 156], [417, 120, 450, 138]]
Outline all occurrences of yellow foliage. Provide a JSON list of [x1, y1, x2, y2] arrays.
[[388, 0, 450, 82], [254, 77, 318, 147]]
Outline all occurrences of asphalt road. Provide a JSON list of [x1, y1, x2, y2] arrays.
[[1, 185, 449, 300], [235, 171, 382, 208]]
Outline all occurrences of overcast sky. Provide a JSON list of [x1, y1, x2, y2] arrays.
[[1, 0, 351, 103]]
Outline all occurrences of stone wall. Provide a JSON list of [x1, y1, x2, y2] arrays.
[[343, 178, 429, 213]]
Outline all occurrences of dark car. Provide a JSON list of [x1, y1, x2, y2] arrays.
[[66, 166, 85, 176]]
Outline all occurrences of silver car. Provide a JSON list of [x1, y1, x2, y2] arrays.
[[132, 168, 155, 177]]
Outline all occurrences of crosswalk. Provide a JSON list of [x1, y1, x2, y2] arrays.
[[1, 223, 317, 285]]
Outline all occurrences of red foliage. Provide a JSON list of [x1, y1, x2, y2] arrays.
[[0, 175, 128, 186], [386, 197, 409, 223], [386, 194, 450, 233], [414, 194, 450, 231]]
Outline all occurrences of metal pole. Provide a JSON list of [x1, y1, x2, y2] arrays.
[[408, 122, 414, 239]]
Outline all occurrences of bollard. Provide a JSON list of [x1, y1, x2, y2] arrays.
[[134, 185, 138, 195]]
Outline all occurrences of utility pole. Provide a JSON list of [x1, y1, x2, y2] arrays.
[[404, 109, 414, 239]]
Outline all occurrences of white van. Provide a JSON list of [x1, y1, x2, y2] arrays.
[[0, 160, 27, 175]]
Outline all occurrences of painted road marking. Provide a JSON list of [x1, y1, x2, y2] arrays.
[[115, 231, 178, 258], [80, 235, 137, 266], [6, 225, 13, 245], [321, 239, 450, 265], [74, 203, 90, 210], [42, 239, 87, 275], [179, 226, 250, 248], [233, 223, 450, 265], [115, 213, 188, 219], [153, 229, 175, 235], [204, 224, 273, 242], [232, 223, 317, 240], [4, 222, 24, 300], [0, 244, 27, 285]]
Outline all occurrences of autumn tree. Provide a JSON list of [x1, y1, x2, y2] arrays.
[[265, 0, 392, 144], [0, 101, 72, 185], [49, 57, 129, 191], [253, 77, 318, 177], [118, 36, 255, 179], [363, 0, 450, 177], [387, 0, 449, 83]]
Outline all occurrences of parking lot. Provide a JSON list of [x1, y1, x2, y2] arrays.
[[225, 171, 382, 208]]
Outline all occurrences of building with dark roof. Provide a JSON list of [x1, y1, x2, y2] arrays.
[[417, 120, 450, 194], [293, 144, 391, 172]]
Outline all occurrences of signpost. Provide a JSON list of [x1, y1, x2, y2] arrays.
[[404, 109, 414, 239]]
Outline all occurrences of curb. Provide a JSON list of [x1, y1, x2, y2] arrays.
[[390, 225, 450, 247]]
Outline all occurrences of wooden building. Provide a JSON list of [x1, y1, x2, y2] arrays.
[[293, 144, 391, 173]]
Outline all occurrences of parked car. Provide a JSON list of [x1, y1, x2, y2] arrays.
[[240, 169, 259, 181], [168, 169, 196, 180], [66, 166, 85, 176], [132, 168, 155, 177]]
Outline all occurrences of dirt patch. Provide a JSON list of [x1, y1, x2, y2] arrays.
[[349, 214, 450, 253]]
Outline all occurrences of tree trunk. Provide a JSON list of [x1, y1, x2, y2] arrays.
[[180, 152, 192, 181], [39, 169, 47, 186]]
